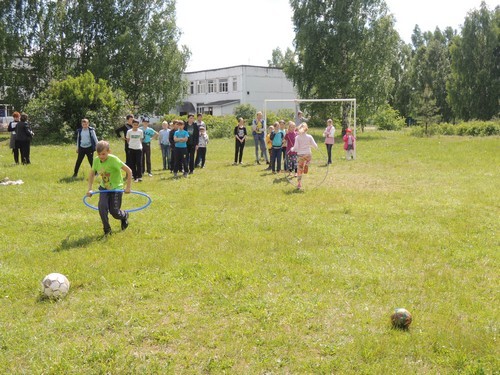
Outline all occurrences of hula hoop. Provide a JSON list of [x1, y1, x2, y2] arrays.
[[83, 190, 152, 213], [284, 148, 330, 190]]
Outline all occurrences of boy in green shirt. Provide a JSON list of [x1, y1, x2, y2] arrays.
[[87, 141, 132, 235]]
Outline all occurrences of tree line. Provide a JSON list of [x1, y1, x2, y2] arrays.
[[1, 0, 497, 136], [270, 0, 499, 129]]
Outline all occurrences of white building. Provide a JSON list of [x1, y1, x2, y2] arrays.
[[179, 65, 297, 116]]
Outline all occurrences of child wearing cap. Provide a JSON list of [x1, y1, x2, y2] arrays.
[[195, 126, 209, 168], [343, 128, 356, 160]]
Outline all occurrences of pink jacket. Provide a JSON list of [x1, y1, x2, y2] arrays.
[[343, 134, 356, 150]]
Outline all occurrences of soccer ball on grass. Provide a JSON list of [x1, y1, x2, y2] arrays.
[[391, 308, 412, 329], [41, 273, 70, 299]]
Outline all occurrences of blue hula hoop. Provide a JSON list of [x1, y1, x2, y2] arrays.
[[83, 190, 152, 213]]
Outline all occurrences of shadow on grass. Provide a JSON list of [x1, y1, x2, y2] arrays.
[[53, 234, 103, 252], [59, 175, 81, 184], [284, 188, 304, 195]]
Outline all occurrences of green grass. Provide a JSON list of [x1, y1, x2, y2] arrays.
[[0, 130, 498, 374]]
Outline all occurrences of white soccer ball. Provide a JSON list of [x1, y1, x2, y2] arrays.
[[41, 273, 70, 299]]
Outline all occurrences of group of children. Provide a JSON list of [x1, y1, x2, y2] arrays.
[[85, 113, 209, 235], [86, 112, 355, 234]]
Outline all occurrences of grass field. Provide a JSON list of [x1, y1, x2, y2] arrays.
[[0, 130, 498, 374]]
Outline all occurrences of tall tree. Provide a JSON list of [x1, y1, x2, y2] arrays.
[[286, 0, 399, 129], [268, 47, 295, 68], [0, 0, 189, 113], [447, 2, 499, 121]]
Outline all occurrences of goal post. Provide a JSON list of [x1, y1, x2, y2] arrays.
[[263, 98, 357, 159]]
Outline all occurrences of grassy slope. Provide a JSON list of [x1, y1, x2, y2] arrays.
[[0, 131, 498, 374]]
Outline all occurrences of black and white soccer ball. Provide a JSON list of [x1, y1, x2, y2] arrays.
[[41, 273, 70, 299]]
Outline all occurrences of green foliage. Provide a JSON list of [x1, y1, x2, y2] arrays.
[[287, 0, 399, 126], [160, 114, 237, 139], [1, 0, 188, 113], [447, 3, 499, 121], [233, 104, 257, 124], [409, 120, 500, 137], [371, 104, 405, 130], [25, 71, 126, 143]]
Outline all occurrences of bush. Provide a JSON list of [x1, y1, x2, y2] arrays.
[[161, 114, 237, 139], [233, 104, 257, 125], [25, 71, 127, 143], [409, 120, 500, 137], [371, 104, 405, 130]]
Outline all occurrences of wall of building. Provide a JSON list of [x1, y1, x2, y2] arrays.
[[181, 65, 297, 115]]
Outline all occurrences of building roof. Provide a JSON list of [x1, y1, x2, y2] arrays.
[[203, 100, 240, 107], [185, 65, 283, 74]]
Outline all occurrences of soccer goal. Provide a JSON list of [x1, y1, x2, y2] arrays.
[[263, 98, 357, 159]]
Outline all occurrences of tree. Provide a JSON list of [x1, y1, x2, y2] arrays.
[[415, 85, 440, 135], [447, 2, 499, 121], [286, 0, 399, 131], [25, 71, 126, 142], [268, 47, 295, 68], [0, 0, 189, 113]]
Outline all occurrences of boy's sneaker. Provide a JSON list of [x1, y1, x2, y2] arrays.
[[104, 228, 112, 236], [121, 212, 129, 231], [138, 178, 143, 182], [148, 173, 153, 177], [183, 172, 188, 178], [173, 172, 178, 177], [134, 179, 139, 182]]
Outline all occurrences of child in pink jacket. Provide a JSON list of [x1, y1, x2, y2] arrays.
[[343, 128, 356, 160]]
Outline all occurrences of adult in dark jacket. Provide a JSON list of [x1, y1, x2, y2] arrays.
[[184, 114, 199, 174], [7, 111, 21, 164], [15, 113, 34, 165]]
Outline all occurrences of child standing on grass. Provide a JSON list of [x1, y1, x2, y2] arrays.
[[158, 121, 171, 171], [140, 117, 158, 176], [343, 128, 356, 160], [323, 118, 335, 165], [195, 126, 209, 168], [270, 122, 284, 174], [126, 119, 143, 182], [87, 140, 132, 235], [173, 120, 189, 178], [73, 118, 99, 178], [169, 121, 178, 173], [233, 117, 247, 165], [265, 125, 275, 170], [291, 123, 318, 190], [285, 121, 298, 175]]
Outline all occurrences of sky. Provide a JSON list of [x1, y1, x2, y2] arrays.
[[176, 0, 497, 72]]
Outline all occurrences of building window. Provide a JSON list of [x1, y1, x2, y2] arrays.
[[208, 80, 215, 93], [219, 79, 228, 93], [197, 81, 205, 94], [190, 81, 195, 94], [232, 78, 238, 91]]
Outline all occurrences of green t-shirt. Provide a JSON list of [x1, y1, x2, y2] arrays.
[[92, 154, 125, 190]]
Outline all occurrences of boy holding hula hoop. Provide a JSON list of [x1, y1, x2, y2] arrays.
[[87, 140, 132, 235]]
